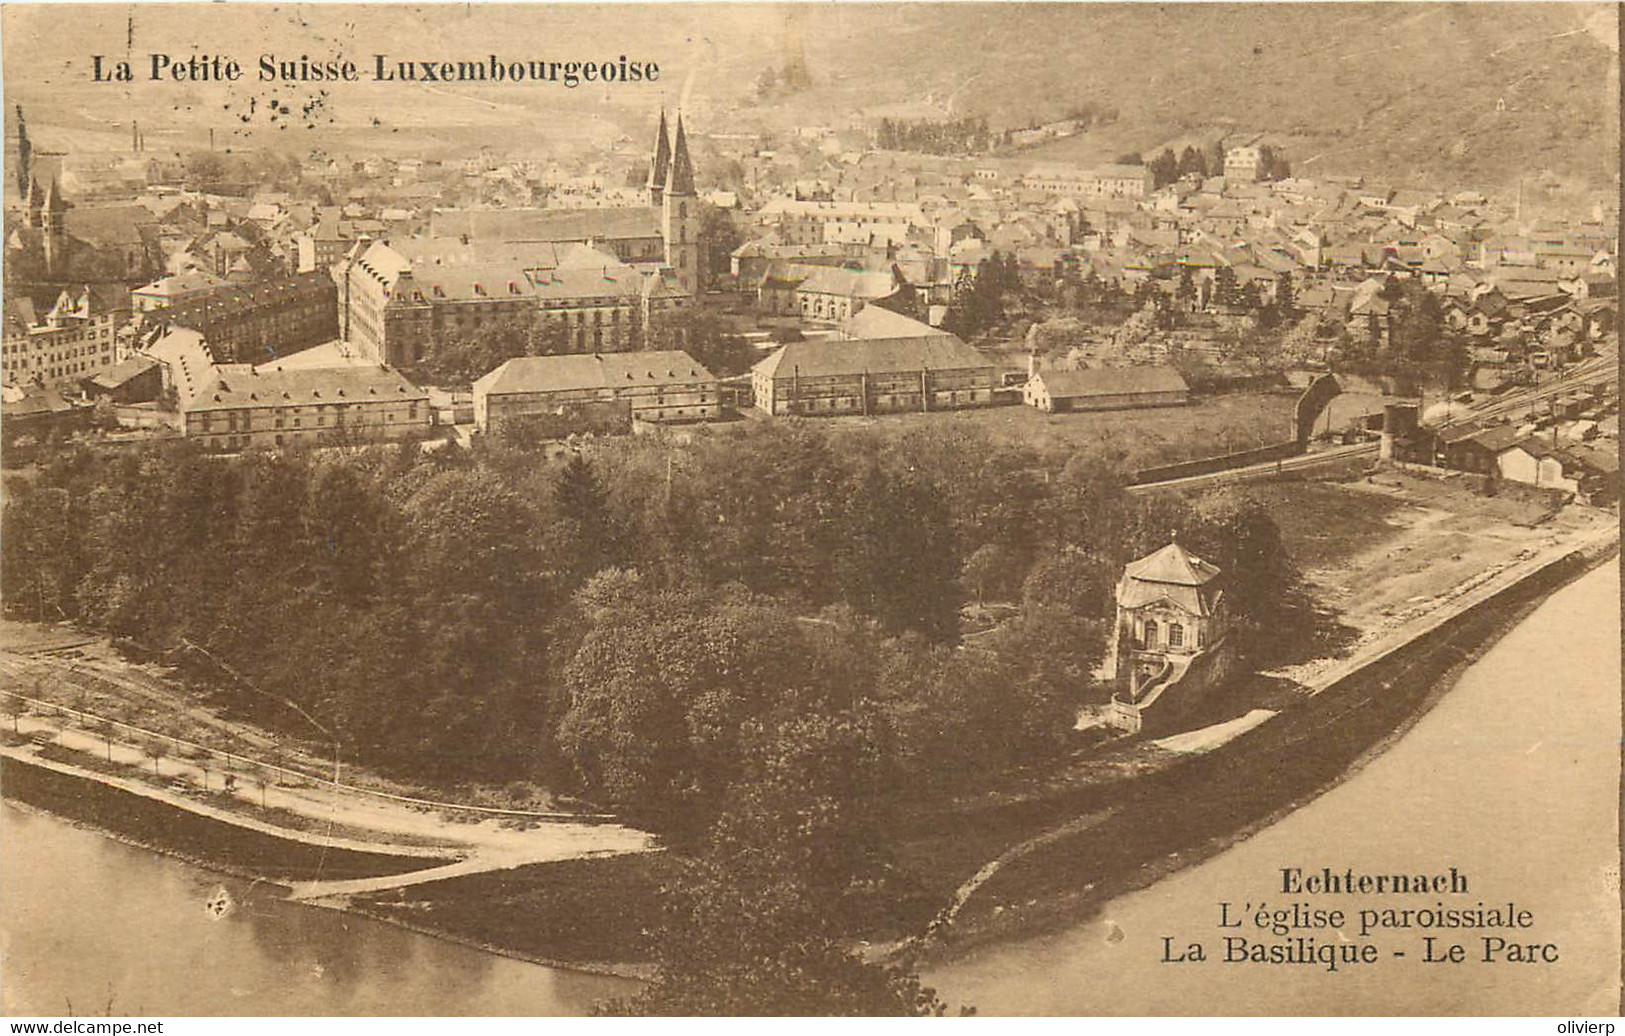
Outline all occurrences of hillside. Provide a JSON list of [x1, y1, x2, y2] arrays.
[[2, 4, 1616, 195], [763, 3, 1619, 193]]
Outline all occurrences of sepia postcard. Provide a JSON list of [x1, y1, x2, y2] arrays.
[[0, 1, 1620, 1019]]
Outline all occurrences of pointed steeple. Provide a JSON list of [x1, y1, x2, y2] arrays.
[[43, 175, 66, 214], [15, 104, 32, 201], [647, 108, 672, 195], [667, 114, 695, 196]]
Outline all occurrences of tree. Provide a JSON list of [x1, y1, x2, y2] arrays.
[[555, 453, 612, 576], [1114, 152, 1144, 166], [1212, 266, 1241, 310], [1274, 272, 1297, 316], [1177, 145, 1207, 180], [646, 307, 754, 376], [557, 578, 811, 830], [1238, 280, 1264, 311], [1175, 266, 1197, 311], [598, 709, 953, 1016], [961, 542, 1023, 604], [1149, 148, 1178, 189], [143, 737, 170, 776], [599, 850, 948, 1016]]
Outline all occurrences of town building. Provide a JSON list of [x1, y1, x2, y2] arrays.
[[296, 208, 366, 273], [143, 326, 220, 409], [181, 364, 430, 451], [130, 270, 229, 312], [341, 112, 699, 366], [1103, 540, 1234, 735], [1024, 163, 1155, 200], [472, 349, 719, 435], [751, 333, 997, 416], [339, 240, 690, 366], [2, 284, 130, 391], [137, 272, 338, 365], [1224, 145, 1264, 182], [86, 355, 162, 403], [1022, 366, 1189, 412], [794, 266, 902, 323]]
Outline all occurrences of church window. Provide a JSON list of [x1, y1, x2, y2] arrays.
[[1168, 624, 1184, 648], [1142, 619, 1158, 648]]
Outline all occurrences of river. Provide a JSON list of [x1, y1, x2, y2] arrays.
[[926, 560, 1621, 1014], [0, 803, 635, 1015], [3, 563, 1617, 1015]]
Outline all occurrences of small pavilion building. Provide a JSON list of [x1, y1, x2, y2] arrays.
[[1103, 539, 1233, 734]]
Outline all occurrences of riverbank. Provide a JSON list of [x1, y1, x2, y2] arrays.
[[904, 530, 1619, 967], [1, 752, 447, 882], [922, 556, 1621, 1015], [1, 750, 658, 983], [5, 522, 1614, 983]]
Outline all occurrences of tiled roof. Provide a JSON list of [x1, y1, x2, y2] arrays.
[[1118, 541, 1223, 616], [187, 364, 425, 412], [474, 350, 714, 396], [428, 206, 661, 244], [1036, 366, 1189, 399], [754, 334, 991, 380]]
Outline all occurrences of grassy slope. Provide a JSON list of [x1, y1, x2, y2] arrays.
[[5, 5, 1615, 192]]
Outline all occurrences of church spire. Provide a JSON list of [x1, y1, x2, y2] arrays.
[[667, 114, 695, 197], [647, 108, 672, 204], [15, 104, 31, 201]]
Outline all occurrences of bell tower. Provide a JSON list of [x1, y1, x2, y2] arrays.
[[41, 176, 67, 276], [661, 114, 700, 295]]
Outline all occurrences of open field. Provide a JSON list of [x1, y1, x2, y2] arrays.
[[1231, 470, 1614, 638]]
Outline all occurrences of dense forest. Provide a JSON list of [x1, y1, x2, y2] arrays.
[[2, 423, 1321, 1009], [3, 424, 1313, 825]]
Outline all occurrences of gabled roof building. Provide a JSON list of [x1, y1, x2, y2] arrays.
[[750, 332, 996, 416]]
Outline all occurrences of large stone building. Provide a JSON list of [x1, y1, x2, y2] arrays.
[[339, 240, 690, 366], [136, 272, 338, 365], [472, 349, 719, 434], [2, 284, 130, 391], [181, 364, 430, 451], [339, 111, 700, 366], [1102, 540, 1234, 735], [750, 333, 997, 416], [1024, 163, 1155, 199]]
